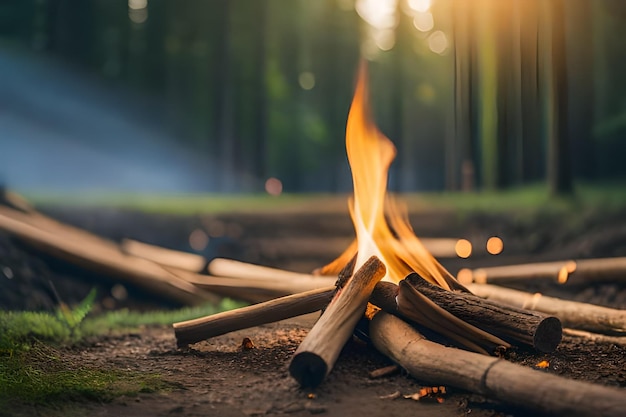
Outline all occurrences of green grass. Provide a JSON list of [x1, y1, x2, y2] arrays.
[[0, 297, 243, 408], [26, 191, 350, 215], [0, 344, 171, 407], [25, 181, 626, 216]]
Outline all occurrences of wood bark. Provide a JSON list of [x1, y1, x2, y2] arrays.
[[405, 274, 562, 352], [289, 256, 385, 388], [370, 312, 625, 417], [468, 283, 626, 335], [173, 286, 334, 347]]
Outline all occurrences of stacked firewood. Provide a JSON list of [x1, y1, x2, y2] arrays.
[[0, 190, 624, 416]]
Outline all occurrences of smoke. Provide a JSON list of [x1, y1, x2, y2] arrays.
[[0, 47, 241, 194]]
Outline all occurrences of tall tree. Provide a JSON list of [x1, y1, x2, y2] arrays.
[[544, 0, 573, 195]]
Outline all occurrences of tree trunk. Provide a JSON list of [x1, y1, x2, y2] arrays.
[[545, 0, 573, 195]]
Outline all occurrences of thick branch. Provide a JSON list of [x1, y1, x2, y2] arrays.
[[370, 312, 625, 417], [468, 283, 626, 335], [404, 274, 562, 352], [289, 256, 386, 388], [0, 206, 215, 305]]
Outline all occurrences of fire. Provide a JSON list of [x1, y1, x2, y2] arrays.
[[321, 64, 455, 290]]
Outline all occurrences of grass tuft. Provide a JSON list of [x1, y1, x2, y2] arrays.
[[0, 296, 243, 407]]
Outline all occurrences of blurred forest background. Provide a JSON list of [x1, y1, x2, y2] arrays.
[[1, 0, 625, 194]]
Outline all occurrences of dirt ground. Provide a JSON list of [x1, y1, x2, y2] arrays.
[[2, 204, 626, 416]]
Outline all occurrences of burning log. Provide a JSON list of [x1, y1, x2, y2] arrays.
[[460, 257, 626, 286], [370, 279, 559, 354], [289, 256, 385, 388], [467, 283, 626, 335], [370, 312, 625, 417], [403, 274, 562, 352], [173, 286, 335, 347]]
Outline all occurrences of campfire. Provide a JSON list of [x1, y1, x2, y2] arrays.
[[0, 65, 625, 416]]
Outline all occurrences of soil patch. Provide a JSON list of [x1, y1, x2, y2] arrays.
[[1, 206, 626, 416]]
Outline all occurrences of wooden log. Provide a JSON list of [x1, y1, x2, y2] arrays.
[[459, 257, 626, 286], [181, 268, 336, 303], [0, 188, 36, 214], [562, 329, 626, 346], [404, 274, 562, 352], [289, 256, 386, 388], [173, 286, 335, 347], [208, 257, 335, 283], [397, 280, 511, 354], [0, 206, 217, 305], [121, 238, 207, 272], [370, 312, 626, 417], [467, 283, 626, 335]]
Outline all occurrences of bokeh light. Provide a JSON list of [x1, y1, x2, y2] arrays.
[[455, 238, 472, 258], [408, 0, 432, 13], [413, 12, 434, 32], [189, 229, 209, 251], [265, 177, 283, 196], [356, 0, 398, 30], [298, 72, 315, 90], [457, 268, 473, 285], [428, 30, 448, 54], [486, 236, 504, 255], [128, 0, 147, 10]]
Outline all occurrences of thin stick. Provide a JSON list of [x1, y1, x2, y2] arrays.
[[121, 239, 207, 272], [562, 328, 626, 346], [468, 283, 626, 335], [289, 256, 386, 388], [460, 258, 626, 286], [370, 312, 626, 417], [173, 286, 335, 347]]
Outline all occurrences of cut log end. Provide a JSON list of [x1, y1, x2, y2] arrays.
[[289, 351, 328, 388], [534, 316, 562, 353]]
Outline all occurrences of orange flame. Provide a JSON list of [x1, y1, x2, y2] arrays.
[[321, 64, 455, 290]]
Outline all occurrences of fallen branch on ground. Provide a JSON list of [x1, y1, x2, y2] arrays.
[[460, 258, 626, 286], [121, 238, 207, 272], [289, 256, 385, 388], [562, 329, 626, 346], [0, 206, 216, 305], [468, 283, 626, 335], [179, 267, 335, 303], [173, 286, 335, 347], [208, 257, 336, 283], [370, 312, 625, 417]]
